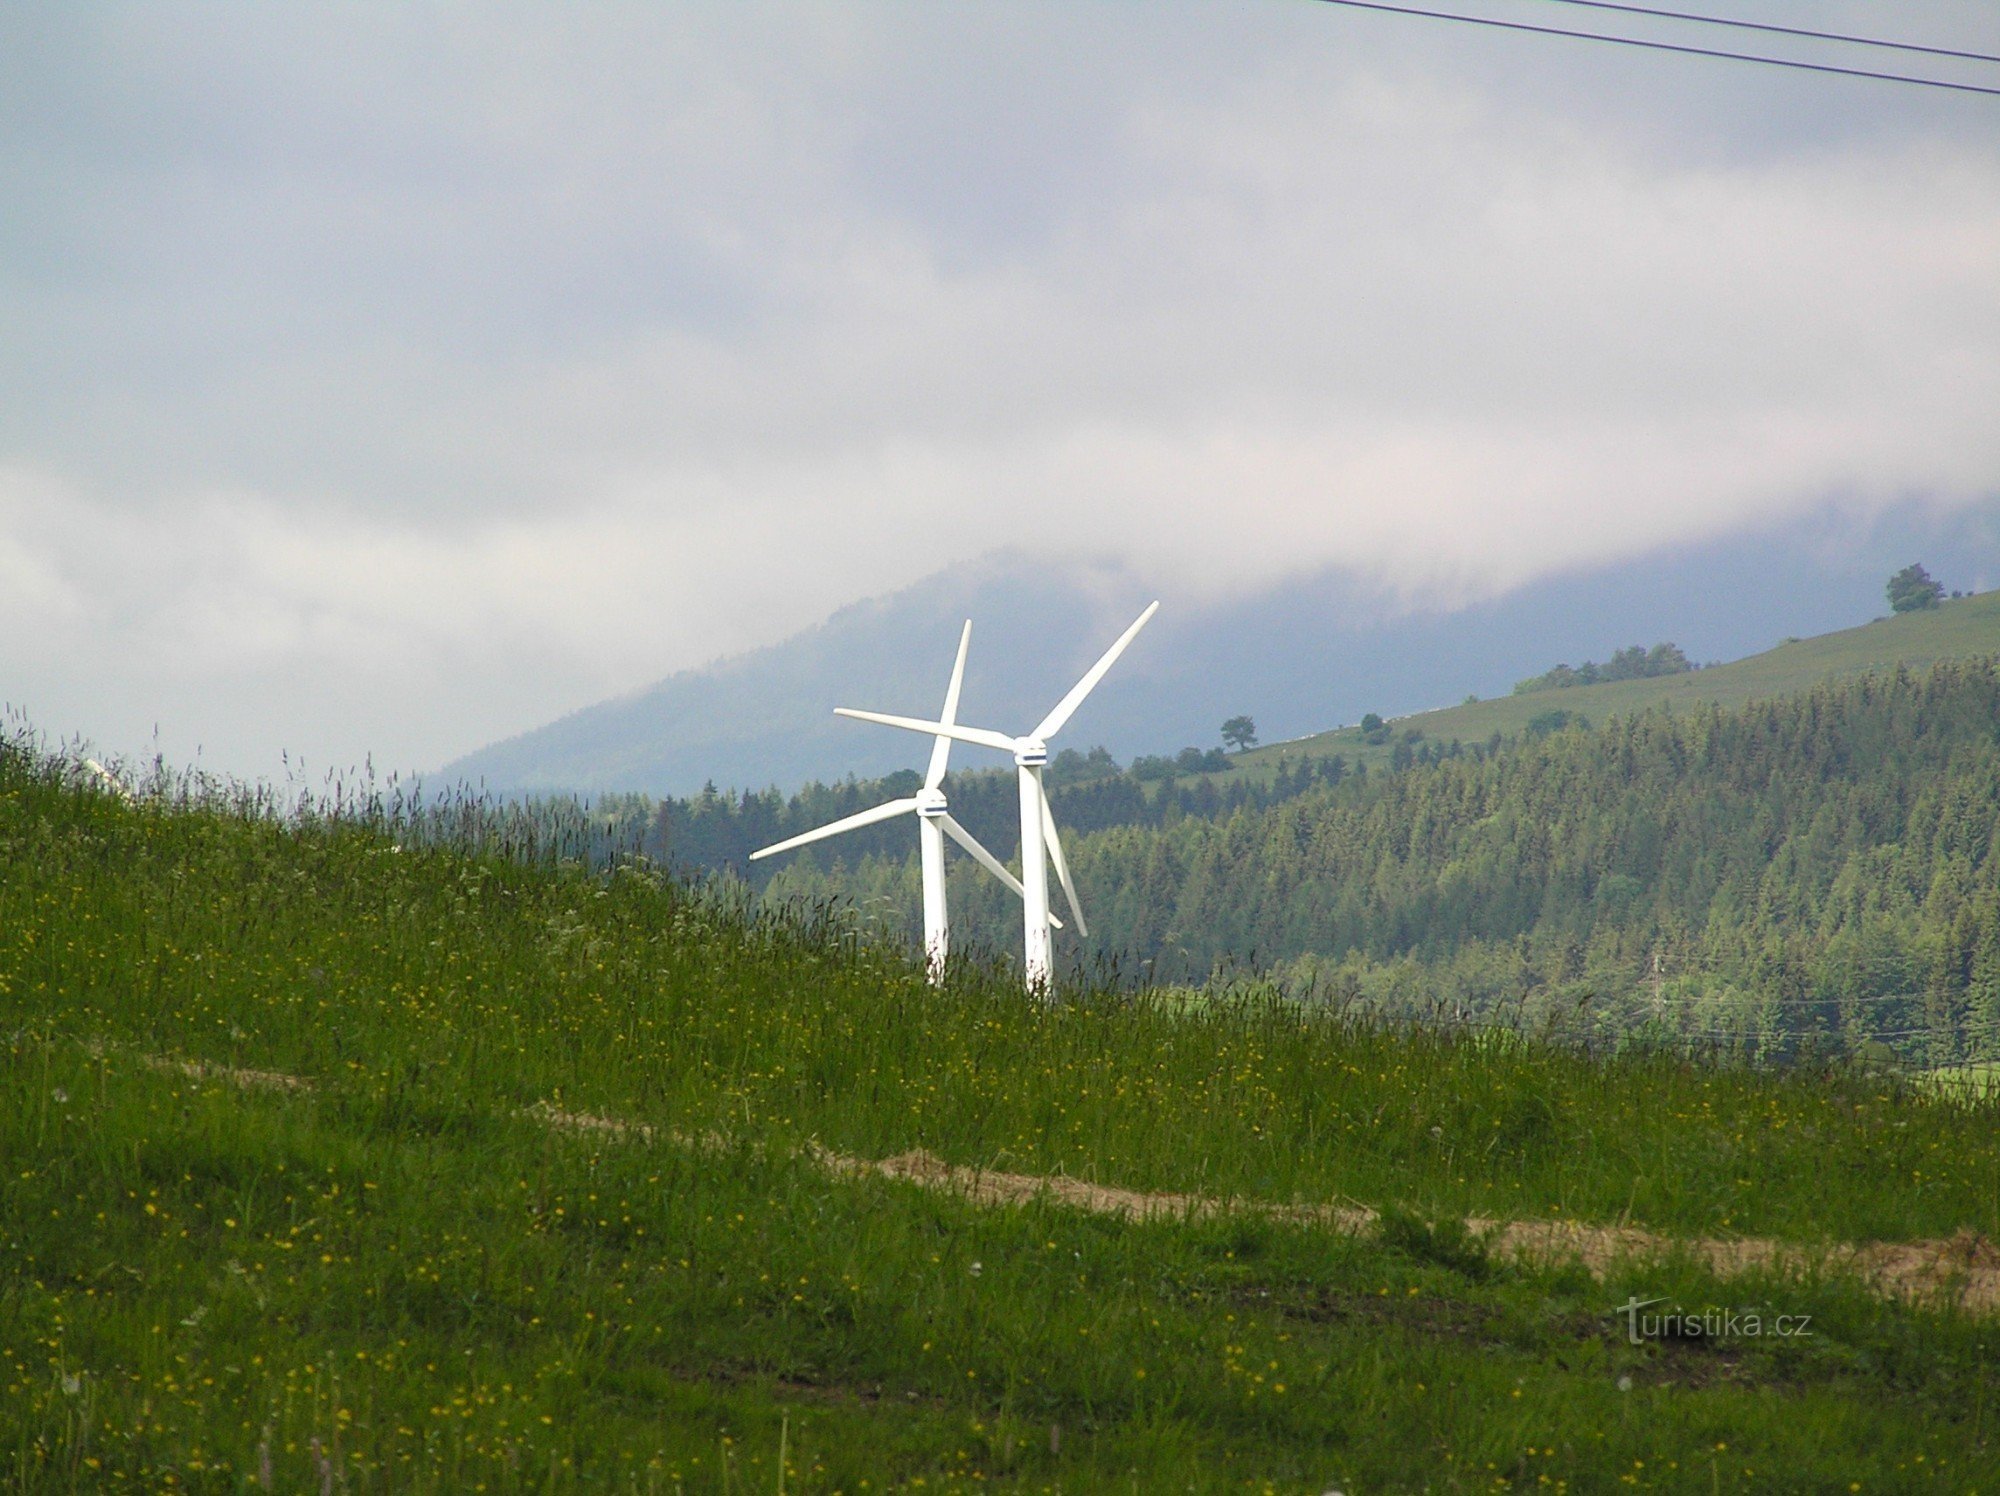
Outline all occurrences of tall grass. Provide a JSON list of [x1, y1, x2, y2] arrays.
[[5, 727, 1996, 1245], [14, 717, 644, 870], [11, 1037, 1993, 1492], [6, 729, 1999, 1488]]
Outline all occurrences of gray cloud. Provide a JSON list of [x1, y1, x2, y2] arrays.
[[4, 1, 1998, 776]]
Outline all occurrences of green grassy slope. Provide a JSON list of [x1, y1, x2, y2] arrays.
[[5, 745, 1999, 1489], [1234, 590, 2000, 779]]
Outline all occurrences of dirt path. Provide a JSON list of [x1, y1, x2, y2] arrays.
[[823, 1146, 2000, 1315], [135, 1049, 2000, 1315]]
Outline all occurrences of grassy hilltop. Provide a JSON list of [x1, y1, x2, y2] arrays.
[[1237, 589, 2000, 779], [4, 736, 2000, 1489]]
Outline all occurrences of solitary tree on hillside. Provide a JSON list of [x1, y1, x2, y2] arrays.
[[1221, 715, 1258, 752], [1888, 563, 1944, 614]]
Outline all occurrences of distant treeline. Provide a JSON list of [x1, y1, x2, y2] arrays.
[[1513, 641, 1693, 695], [633, 746, 1367, 882], [766, 660, 2000, 1066]]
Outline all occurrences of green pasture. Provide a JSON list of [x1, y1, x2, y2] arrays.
[[1232, 588, 2000, 780], [5, 742, 1998, 1489]]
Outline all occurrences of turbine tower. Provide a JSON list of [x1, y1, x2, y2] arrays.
[[835, 601, 1158, 988], [750, 620, 1055, 981]]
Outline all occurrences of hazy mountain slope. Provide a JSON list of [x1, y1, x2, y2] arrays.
[[439, 554, 1157, 796], [620, 582, 2000, 888], [442, 499, 2000, 797]]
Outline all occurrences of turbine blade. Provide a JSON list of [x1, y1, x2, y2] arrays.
[[750, 797, 921, 859], [939, 814, 1062, 929], [925, 619, 973, 791], [1032, 600, 1159, 741], [81, 757, 134, 801], [835, 708, 1017, 754], [1039, 791, 1088, 939]]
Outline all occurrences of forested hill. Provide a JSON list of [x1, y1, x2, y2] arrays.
[[643, 745, 1350, 883], [639, 586, 2000, 874], [1234, 585, 2000, 781], [767, 659, 2000, 1066]]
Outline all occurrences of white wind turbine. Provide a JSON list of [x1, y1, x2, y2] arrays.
[[836, 601, 1158, 988], [750, 620, 1057, 981]]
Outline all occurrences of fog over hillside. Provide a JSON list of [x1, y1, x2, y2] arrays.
[[442, 498, 2000, 797], [10, 5, 1998, 784]]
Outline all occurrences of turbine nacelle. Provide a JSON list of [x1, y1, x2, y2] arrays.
[[1013, 739, 1048, 767], [915, 786, 949, 817]]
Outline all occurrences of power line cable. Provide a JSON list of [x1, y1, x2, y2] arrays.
[[1539, 0, 2000, 66], [1309, 0, 2000, 98]]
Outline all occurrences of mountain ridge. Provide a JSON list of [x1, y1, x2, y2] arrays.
[[441, 498, 2000, 797]]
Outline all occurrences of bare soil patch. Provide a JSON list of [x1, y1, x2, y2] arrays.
[[125, 1049, 314, 1093]]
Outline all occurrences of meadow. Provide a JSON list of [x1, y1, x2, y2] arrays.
[[1233, 588, 2000, 782], [5, 737, 2000, 1490]]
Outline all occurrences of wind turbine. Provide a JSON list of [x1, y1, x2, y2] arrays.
[[750, 620, 1056, 981], [79, 757, 134, 802], [835, 601, 1158, 988]]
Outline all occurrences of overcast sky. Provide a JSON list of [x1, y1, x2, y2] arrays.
[[6, 1, 1998, 779]]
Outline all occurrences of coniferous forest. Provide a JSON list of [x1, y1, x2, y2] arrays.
[[630, 659, 2000, 1066]]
